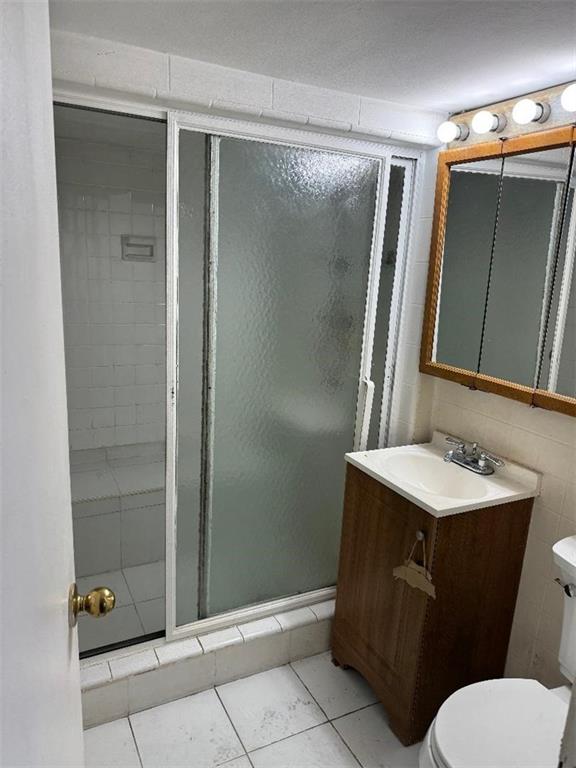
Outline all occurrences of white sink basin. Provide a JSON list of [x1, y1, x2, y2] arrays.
[[380, 452, 489, 500], [346, 432, 540, 517]]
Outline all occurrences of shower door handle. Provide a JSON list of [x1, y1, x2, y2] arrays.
[[359, 377, 375, 450], [68, 583, 116, 627]]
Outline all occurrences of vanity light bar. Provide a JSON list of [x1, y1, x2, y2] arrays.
[[561, 83, 576, 112], [436, 82, 576, 145], [471, 110, 506, 135], [436, 121, 469, 143]]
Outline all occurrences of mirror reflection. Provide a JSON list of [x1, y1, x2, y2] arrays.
[[433, 142, 575, 403], [478, 147, 572, 387], [538, 156, 576, 398], [435, 158, 501, 372]]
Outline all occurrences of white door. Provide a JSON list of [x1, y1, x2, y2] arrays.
[[1, 2, 84, 765]]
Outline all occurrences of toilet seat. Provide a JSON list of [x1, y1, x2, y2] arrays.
[[428, 678, 568, 768]]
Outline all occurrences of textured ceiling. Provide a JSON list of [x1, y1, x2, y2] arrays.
[[49, 0, 576, 112]]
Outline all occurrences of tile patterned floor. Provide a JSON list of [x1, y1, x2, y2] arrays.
[[79, 561, 165, 653], [84, 652, 421, 767]]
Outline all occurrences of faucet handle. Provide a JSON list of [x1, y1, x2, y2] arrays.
[[479, 451, 505, 468], [445, 436, 466, 451]]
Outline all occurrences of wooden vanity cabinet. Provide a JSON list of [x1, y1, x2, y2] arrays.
[[332, 464, 533, 746]]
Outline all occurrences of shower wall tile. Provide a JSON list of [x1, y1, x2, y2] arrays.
[[56, 124, 166, 453]]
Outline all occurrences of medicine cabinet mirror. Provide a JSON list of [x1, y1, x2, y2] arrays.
[[421, 126, 576, 416]]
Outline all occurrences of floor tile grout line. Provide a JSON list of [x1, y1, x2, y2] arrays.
[[127, 715, 145, 768], [289, 654, 382, 765], [290, 654, 380, 723], [288, 659, 331, 721], [288, 657, 366, 765], [213, 686, 251, 759], [213, 659, 379, 757], [330, 700, 382, 723], [327, 720, 364, 768], [246, 721, 336, 758]]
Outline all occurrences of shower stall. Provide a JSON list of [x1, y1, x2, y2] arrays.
[[55, 102, 417, 656]]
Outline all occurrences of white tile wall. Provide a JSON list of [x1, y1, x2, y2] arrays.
[[50, 30, 445, 146], [56, 122, 166, 452], [428, 377, 576, 687]]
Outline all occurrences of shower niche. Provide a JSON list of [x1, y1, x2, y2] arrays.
[[55, 103, 415, 656]]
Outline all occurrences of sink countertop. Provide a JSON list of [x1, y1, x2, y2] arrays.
[[345, 431, 541, 518]]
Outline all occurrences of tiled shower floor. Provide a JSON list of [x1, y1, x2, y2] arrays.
[[84, 652, 421, 767], [78, 560, 165, 653]]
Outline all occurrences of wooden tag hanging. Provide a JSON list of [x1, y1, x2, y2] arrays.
[[393, 530, 436, 599]]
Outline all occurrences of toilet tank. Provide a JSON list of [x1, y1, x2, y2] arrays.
[[553, 535, 576, 683]]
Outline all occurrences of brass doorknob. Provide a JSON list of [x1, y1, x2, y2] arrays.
[[68, 583, 116, 627]]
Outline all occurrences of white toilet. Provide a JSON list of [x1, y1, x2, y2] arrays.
[[419, 535, 576, 768]]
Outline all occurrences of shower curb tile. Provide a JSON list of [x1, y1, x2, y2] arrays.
[[155, 636, 203, 665], [80, 606, 333, 721], [81, 661, 112, 689], [110, 649, 158, 679], [238, 616, 283, 641], [310, 599, 336, 622], [276, 606, 318, 631], [214, 631, 291, 685], [289, 619, 332, 661], [127, 653, 216, 713], [83, 679, 129, 728], [199, 626, 244, 654]]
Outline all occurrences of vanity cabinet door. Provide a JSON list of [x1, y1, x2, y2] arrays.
[[332, 464, 437, 733]]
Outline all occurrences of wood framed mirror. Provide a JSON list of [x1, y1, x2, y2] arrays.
[[420, 125, 576, 417]]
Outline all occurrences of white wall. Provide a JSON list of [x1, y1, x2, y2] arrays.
[[50, 30, 445, 145]]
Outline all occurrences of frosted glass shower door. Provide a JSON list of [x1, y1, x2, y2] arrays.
[[206, 138, 379, 616]]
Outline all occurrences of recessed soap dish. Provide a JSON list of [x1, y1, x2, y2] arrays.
[[121, 235, 156, 262]]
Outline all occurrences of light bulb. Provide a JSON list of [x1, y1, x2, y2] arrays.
[[471, 110, 500, 134], [436, 121, 468, 143], [561, 83, 576, 112], [512, 98, 546, 125]]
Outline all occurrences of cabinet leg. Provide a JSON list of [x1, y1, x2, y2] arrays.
[[331, 656, 350, 670]]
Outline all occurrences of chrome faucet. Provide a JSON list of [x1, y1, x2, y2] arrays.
[[443, 436, 504, 476]]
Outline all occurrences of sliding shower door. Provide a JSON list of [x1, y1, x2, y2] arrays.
[[171, 119, 399, 628], [207, 138, 379, 615]]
